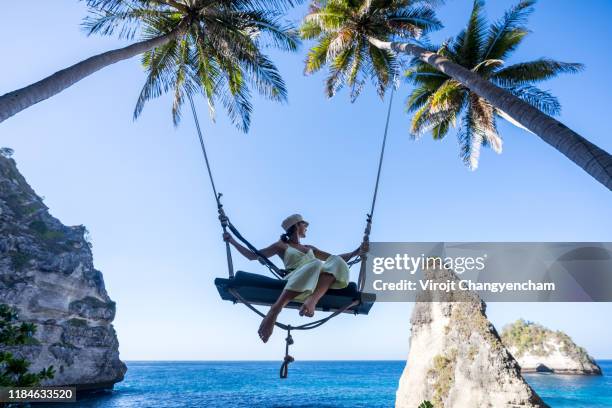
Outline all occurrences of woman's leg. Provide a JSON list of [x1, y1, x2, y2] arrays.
[[258, 289, 301, 343], [299, 272, 336, 317]]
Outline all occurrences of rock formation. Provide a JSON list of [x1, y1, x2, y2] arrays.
[[0, 150, 126, 391], [501, 319, 602, 375], [395, 264, 548, 407]]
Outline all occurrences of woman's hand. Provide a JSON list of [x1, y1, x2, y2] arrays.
[[222, 232, 233, 243]]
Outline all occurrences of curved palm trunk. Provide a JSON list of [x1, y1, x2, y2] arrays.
[[368, 38, 612, 191], [0, 22, 188, 124]]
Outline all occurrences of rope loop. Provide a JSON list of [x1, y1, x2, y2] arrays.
[[280, 327, 295, 379]]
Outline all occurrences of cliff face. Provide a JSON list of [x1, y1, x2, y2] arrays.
[[501, 319, 602, 375], [0, 151, 126, 390], [396, 265, 548, 408]]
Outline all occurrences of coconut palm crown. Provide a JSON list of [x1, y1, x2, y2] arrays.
[[405, 0, 583, 169], [300, 0, 443, 100], [84, 0, 301, 131]]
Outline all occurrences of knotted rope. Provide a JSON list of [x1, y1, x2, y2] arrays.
[[228, 288, 358, 378], [280, 327, 294, 379]]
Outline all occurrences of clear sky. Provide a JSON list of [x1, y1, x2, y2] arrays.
[[1, 0, 611, 361]]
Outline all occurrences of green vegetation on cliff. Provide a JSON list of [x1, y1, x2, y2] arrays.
[[501, 319, 592, 366], [0, 304, 54, 387]]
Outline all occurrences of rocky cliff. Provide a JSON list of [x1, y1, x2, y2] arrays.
[[395, 264, 548, 408], [501, 319, 602, 375], [0, 150, 126, 391]]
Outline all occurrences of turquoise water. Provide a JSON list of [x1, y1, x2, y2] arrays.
[[43, 360, 611, 407]]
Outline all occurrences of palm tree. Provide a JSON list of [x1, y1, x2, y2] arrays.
[[406, 0, 583, 170], [301, 0, 442, 99], [0, 0, 300, 132], [301, 0, 612, 190]]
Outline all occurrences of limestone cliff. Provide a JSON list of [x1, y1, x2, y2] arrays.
[[0, 150, 126, 391], [501, 319, 602, 375], [395, 265, 548, 408]]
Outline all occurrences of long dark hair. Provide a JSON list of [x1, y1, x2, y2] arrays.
[[280, 224, 298, 243]]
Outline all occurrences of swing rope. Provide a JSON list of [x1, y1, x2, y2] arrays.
[[189, 94, 234, 278], [188, 83, 394, 378], [353, 84, 395, 291]]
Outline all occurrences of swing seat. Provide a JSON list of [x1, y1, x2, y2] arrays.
[[215, 271, 376, 315]]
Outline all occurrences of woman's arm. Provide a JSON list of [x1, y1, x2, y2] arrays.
[[310, 242, 368, 262], [338, 248, 359, 262], [223, 233, 280, 261], [338, 242, 369, 262]]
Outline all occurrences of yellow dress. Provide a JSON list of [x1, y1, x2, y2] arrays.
[[282, 246, 350, 302]]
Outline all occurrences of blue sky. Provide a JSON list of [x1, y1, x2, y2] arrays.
[[1, 0, 611, 360]]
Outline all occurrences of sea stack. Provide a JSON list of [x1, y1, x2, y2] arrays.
[[0, 150, 126, 391], [501, 319, 602, 375], [395, 264, 548, 407]]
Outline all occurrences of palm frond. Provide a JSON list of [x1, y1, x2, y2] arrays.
[[231, 0, 305, 13], [457, 107, 480, 169], [170, 36, 194, 126], [218, 77, 253, 133], [368, 43, 397, 97], [387, 6, 443, 39], [305, 35, 332, 73], [470, 94, 502, 155], [237, 10, 301, 52], [482, 0, 535, 60], [134, 39, 180, 120], [471, 59, 504, 77], [300, 18, 323, 39], [82, 7, 167, 39], [406, 86, 433, 113], [458, 0, 487, 67], [429, 79, 463, 113], [325, 47, 355, 97], [83, 0, 142, 13], [302, 10, 348, 33], [404, 61, 449, 87], [431, 116, 453, 140], [411, 103, 457, 139], [505, 84, 561, 116], [347, 38, 368, 101], [326, 28, 356, 60], [493, 59, 583, 86]]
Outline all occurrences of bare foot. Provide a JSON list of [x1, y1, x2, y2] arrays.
[[299, 297, 317, 318], [258, 307, 280, 343]]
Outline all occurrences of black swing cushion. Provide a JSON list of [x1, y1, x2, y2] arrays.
[[215, 271, 375, 315]]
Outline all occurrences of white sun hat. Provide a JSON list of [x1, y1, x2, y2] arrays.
[[281, 214, 308, 232]]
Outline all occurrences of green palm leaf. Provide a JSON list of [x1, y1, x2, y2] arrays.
[[481, 0, 534, 60], [493, 59, 584, 87], [506, 85, 561, 116], [456, 0, 487, 67]]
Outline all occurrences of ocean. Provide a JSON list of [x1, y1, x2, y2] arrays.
[[42, 360, 612, 407]]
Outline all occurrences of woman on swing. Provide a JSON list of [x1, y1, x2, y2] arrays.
[[223, 214, 367, 343]]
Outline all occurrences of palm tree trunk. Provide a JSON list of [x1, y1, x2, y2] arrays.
[[0, 21, 189, 124], [368, 37, 612, 191]]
